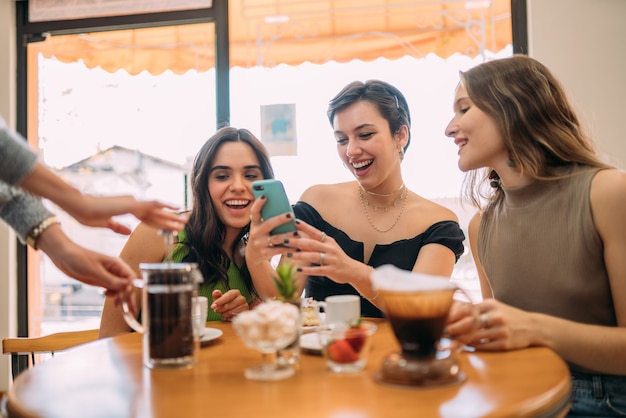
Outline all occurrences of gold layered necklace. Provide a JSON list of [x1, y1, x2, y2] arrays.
[[359, 184, 408, 233]]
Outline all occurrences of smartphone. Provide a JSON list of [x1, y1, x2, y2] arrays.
[[251, 179, 297, 235]]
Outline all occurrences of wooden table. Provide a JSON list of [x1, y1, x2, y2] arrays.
[[7, 319, 571, 418]]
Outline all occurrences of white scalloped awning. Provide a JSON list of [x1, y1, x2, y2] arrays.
[[29, 0, 511, 75]]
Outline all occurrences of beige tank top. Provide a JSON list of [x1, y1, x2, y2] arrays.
[[478, 167, 615, 331]]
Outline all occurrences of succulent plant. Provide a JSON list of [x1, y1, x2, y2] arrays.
[[273, 261, 299, 302]]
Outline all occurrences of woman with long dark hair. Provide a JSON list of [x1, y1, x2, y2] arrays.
[[99, 127, 275, 337]]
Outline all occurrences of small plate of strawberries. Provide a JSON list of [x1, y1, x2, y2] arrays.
[[317, 320, 377, 373]]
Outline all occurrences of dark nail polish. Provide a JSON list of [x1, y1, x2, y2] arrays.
[[292, 231, 299, 237], [296, 248, 301, 252], [297, 268, 303, 272], [294, 219, 301, 224], [285, 213, 292, 219], [287, 253, 293, 258], [261, 195, 267, 200], [283, 239, 290, 244]]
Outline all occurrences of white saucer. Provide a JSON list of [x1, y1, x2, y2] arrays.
[[299, 332, 322, 354], [200, 327, 223, 343]]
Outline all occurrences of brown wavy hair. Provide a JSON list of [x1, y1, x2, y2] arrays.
[[461, 55, 611, 208]]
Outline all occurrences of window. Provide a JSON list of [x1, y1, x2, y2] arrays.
[[23, 1, 511, 335]]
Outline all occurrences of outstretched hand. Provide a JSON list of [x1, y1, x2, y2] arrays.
[[72, 195, 187, 234], [36, 224, 137, 306]]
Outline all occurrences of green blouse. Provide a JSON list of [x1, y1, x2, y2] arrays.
[[169, 229, 253, 321]]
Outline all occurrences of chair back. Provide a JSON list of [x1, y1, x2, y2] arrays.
[[2, 329, 99, 380]]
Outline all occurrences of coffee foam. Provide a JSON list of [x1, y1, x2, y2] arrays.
[[371, 265, 455, 292], [371, 265, 456, 318]]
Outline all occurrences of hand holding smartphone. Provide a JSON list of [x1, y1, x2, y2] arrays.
[[251, 180, 297, 235]]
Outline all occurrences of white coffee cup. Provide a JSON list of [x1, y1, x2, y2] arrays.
[[315, 294, 361, 325], [194, 296, 209, 334]]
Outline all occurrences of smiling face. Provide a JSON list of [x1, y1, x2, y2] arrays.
[[445, 83, 507, 173], [333, 100, 407, 192], [208, 141, 263, 237]]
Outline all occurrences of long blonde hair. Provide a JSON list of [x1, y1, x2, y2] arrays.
[[461, 55, 610, 208]]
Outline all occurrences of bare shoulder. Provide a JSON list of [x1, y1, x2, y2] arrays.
[[410, 193, 460, 224], [300, 182, 356, 207], [468, 210, 482, 236], [591, 169, 626, 201], [589, 168, 626, 243]]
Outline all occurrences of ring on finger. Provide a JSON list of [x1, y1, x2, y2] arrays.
[[320, 232, 326, 242], [267, 236, 274, 248], [319, 252, 325, 265], [480, 313, 489, 328]]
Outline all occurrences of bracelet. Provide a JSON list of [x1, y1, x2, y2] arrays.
[[359, 289, 378, 301], [26, 216, 60, 249]]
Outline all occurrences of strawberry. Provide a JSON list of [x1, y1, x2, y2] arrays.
[[345, 324, 367, 353], [326, 339, 359, 364]]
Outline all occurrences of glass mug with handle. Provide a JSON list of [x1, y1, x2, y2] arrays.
[[122, 262, 204, 369]]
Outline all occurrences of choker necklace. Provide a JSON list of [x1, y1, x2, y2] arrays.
[[362, 183, 405, 197], [360, 189, 404, 212], [359, 186, 408, 233]]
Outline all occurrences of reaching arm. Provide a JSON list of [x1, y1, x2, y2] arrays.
[[1, 117, 186, 233], [19, 163, 186, 233], [36, 223, 134, 294]]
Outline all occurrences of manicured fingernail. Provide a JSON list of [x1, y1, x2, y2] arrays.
[[287, 253, 293, 258], [285, 213, 292, 219], [295, 219, 301, 224], [283, 239, 290, 244], [297, 268, 303, 272], [292, 231, 299, 236], [261, 195, 267, 200]]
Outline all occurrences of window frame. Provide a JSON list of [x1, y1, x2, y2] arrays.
[[14, 0, 231, 340]]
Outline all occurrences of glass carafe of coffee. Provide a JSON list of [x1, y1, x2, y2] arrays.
[[371, 265, 466, 387], [123, 262, 203, 369]]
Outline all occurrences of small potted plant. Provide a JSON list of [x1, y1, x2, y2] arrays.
[[272, 261, 301, 366], [273, 261, 299, 303]]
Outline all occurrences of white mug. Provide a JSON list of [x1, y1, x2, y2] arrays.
[[194, 296, 209, 334], [315, 294, 361, 325]]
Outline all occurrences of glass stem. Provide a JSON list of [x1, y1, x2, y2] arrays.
[[262, 351, 278, 371]]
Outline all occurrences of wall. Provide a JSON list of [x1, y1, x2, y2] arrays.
[[0, 0, 17, 392], [528, 0, 626, 168]]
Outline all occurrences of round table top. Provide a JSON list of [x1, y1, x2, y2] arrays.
[[7, 319, 571, 418]]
